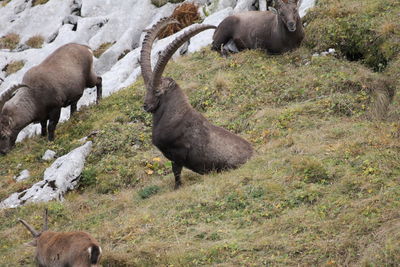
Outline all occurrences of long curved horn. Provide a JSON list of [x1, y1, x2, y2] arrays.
[[151, 24, 216, 93], [18, 219, 40, 238], [140, 17, 180, 89], [0, 84, 28, 111]]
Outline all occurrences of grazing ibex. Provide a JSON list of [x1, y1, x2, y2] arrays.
[[212, 0, 304, 54], [0, 43, 102, 154], [140, 18, 253, 189], [19, 209, 102, 267]]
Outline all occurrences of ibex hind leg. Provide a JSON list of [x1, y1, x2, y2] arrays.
[[95, 76, 102, 104], [47, 108, 61, 141]]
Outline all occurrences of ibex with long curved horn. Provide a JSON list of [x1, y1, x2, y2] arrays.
[[212, 0, 304, 54], [19, 209, 102, 267], [0, 43, 102, 154], [140, 18, 253, 189]]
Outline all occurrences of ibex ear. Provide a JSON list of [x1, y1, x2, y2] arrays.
[[25, 239, 38, 247], [275, 0, 285, 8]]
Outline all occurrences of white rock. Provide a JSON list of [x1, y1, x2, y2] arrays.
[[0, 141, 92, 209], [299, 0, 316, 18], [259, 0, 267, 11], [14, 169, 30, 182], [233, 0, 255, 13], [42, 149, 56, 161]]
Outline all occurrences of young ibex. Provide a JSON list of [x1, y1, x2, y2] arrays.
[[212, 0, 304, 54], [19, 209, 102, 267], [140, 18, 253, 189], [0, 43, 102, 154]]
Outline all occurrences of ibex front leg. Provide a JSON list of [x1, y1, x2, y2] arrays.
[[172, 162, 183, 190], [48, 108, 61, 141], [70, 101, 77, 116], [40, 120, 47, 137]]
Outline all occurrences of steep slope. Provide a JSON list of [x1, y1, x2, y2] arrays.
[[0, 0, 399, 266]]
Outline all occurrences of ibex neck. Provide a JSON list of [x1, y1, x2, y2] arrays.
[[153, 87, 191, 126], [4, 89, 38, 132]]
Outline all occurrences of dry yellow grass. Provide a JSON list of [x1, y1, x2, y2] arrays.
[[3, 60, 24, 76], [25, 35, 44, 48], [0, 33, 20, 50]]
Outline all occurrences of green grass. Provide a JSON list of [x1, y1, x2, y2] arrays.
[[0, 0, 399, 265], [304, 0, 400, 71]]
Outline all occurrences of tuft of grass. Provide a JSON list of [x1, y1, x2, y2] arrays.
[[0, 0, 12, 7], [0, 33, 20, 50], [31, 0, 49, 6], [138, 185, 160, 199], [93, 42, 113, 58], [3, 60, 24, 76], [291, 157, 331, 184], [25, 35, 44, 48], [151, 0, 184, 8]]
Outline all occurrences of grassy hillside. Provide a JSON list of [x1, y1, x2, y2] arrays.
[[1, 0, 400, 266]]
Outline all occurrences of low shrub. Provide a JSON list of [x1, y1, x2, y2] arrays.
[[158, 2, 200, 39]]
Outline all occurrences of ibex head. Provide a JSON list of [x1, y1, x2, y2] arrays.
[[0, 84, 26, 155], [140, 17, 216, 113], [275, 0, 300, 32]]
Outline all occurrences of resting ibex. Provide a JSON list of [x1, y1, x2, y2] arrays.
[[140, 18, 253, 189], [212, 0, 304, 54], [19, 209, 102, 267], [0, 43, 102, 154]]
